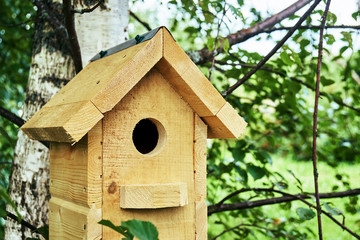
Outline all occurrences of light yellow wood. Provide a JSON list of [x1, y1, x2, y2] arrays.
[[158, 28, 226, 117], [119, 182, 188, 209], [195, 200, 207, 240], [45, 41, 150, 108], [21, 100, 103, 142], [102, 68, 195, 239], [92, 29, 163, 113], [22, 27, 245, 142], [194, 114, 207, 202], [87, 121, 103, 208], [49, 124, 103, 205], [49, 197, 101, 240], [203, 102, 247, 139], [50, 139, 88, 206], [194, 114, 208, 240]]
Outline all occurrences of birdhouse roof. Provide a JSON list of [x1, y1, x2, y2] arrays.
[[21, 27, 246, 143]]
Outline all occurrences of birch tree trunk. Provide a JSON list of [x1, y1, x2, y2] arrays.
[[5, 1, 128, 239]]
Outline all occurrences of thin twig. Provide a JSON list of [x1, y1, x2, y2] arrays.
[[208, 188, 360, 214], [192, 0, 312, 64], [6, 211, 37, 231], [312, 1, 331, 239], [0, 106, 49, 148], [63, 0, 83, 73], [223, 0, 322, 97], [209, 2, 227, 82], [264, 24, 360, 33], [215, 61, 360, 113], [72, 0, 104, 14], [129, 10, 152, 31], [0, 106, 25, 127]]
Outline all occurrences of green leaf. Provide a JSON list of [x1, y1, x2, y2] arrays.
[[324, 202, 343, 216], [296, 207, 316, 221], [207, 37, 215, 51], [234, 165, 248, 184], [98, 220, 133, 239], [280, 52, 293, 66], [341, 31, 353, 48], [352, 11, 360, 21], [223, 38, 230, 52], [321, 77, 335, 86], [232, 148, 245, 161], [324, 34, 335, 45], [247, 164, 266, 181], [122, 220, 159, 240]]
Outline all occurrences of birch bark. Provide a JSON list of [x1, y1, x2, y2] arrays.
[[5, 1, 128, 239]]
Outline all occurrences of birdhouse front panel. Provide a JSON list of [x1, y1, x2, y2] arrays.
[[102, 67, 204, 239]]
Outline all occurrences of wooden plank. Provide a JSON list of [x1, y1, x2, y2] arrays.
[[87, 120, 103, 208], [21, 101, 103, 143], [50, 140, 88, 206], [102, 68, 195, 239], [195, 200, 207, 240], [159, 28, 226, 117], [49, 197, 101, 240], [203, 102, 247, 139], [120, 182, 188, 209], [194, 114, 207, 202], [194, 114, 208, 240]]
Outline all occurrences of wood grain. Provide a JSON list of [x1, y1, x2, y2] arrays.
[[194, 114, 208, 240], [120, 182, 188, 209], [158, 29, 226, 117], [102, 68, 195, 239], [203, 102, 247, 139], [49, 197, 101, 240], [21, 100, 103, 143]]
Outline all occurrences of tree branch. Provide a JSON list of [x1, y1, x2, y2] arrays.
[[208, 188, 360, 239], [0, 106, 25, 127], [208, 188, 360, 214], [264, 24, 360, 33], [209, 3, 227, 82], [63, 0, 83, 73], [223, 0, 321, 97], [312, 1, 331, 238], [129, 10, 151, 31], [191, 0, 312, 65], [6, 211, 37, 231], [215, 61, 360, 113], [0, 106, 49, 148]]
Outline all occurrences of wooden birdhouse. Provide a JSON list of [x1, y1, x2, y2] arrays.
[[21, 27, 247, 239]]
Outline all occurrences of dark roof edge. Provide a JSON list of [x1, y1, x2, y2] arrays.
[[90, 26, 173, 62]]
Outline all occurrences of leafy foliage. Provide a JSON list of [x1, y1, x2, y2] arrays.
[[1, 0, 360, 239]]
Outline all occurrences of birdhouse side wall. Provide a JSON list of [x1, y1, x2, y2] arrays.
[[102, 68, 196, 239], [49, 121, 103, 239]]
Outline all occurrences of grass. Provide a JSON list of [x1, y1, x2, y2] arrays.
[[208, 154, 360, 239]]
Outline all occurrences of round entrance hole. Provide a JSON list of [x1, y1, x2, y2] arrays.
[[132, 118, 166, 155]]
